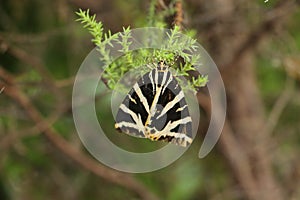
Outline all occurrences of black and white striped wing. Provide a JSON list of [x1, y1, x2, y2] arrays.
[[115, 68, 193, 147]]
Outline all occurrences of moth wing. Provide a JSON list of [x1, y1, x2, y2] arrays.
[[147, 72, 193, 147], [115, 66, 193, 147], [114, 70, 155, 138]]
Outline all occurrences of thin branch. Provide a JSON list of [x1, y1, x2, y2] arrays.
[[218, 121, 260, 200], [0, 36, 67, 120], [0, 88, 68, 152], [263, 77, 295, 136], [196, 92, 259, 200], [0, 25, 72, 44], [0, 36, 63, 102], [0, 80, 108, 153], [157, 0, 168, 10], [174, 0, 183, 29], [55, 76, 76, 87]]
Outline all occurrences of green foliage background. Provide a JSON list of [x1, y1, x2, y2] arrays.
[[0, 0, 300, 199]]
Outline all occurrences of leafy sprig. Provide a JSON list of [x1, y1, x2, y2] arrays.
[[76, 8, 208, 92]]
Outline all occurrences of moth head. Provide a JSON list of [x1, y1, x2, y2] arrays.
[[157, 61, 168, 72]]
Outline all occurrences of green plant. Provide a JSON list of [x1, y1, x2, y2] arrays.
[[76, 6, 208, 93]]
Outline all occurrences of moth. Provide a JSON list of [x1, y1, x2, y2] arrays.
[[115, 61, 193, 147]]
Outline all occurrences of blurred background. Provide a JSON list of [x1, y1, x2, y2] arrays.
[[1, 0, 300, 199]]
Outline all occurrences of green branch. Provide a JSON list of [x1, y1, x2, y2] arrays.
[[76, 8, 208, 91]]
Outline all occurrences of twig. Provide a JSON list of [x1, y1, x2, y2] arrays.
[[0, 67, 158, 200], [55, 76, 76, 87], [0, 36, 64, 106], [174, 0, 183, 29], [0, 36, 67, 122], [157, 0, 168, 10], [196, 93, 259, 200], [0, 80, 108, 152], [0, 87, 68, 152], [0, 25, 72, 44], [263, 77, 295, 136], [218, 121, 259, 200]]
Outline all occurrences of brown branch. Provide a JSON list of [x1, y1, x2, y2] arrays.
[[0, 67, 158, 200], [197, 92, 260, 200], [0, 35, 65, 107], [174, 0, 184, 29], [55, 76, 76, 87], [263, 77, 295, 137], [0, 94, 69, 152], [157, 0, 168, 10], [190, 1, 299, 199], [0, 75, 108, 153], [0, 36, 54, 88], [0, 25, 71, 44], [218, 122, 260, 200], [0, 35, 68, 122]]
